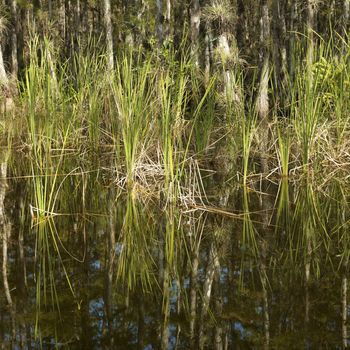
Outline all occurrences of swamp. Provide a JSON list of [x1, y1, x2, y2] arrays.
[[0, 0, 350, 349]]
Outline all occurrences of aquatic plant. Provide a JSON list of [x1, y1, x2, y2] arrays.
[[110, 50, 155, 189]]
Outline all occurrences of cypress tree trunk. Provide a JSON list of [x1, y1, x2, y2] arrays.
[[103, 0, 114, 70], [257, 0, 270, 174], [287, 0, 298, 80], [156, 0, 163, 46], [59, 0, 66, 48], [164, 0, 171, 42], [236, 0, 245, 51], [346, 0, 350, 21], [65, 0, 72, 57], [208, 0, 238, 106], [307, 0, 317, 71], [204, 23, 213, 85], [74, 0, 81, 47], [280, 1, 287, 74], [81, 0, 89, 39], [136, 0, 147, 45], [190, 0, 201, 67], [48, 0, 52, 18], [10, 0, 18, 78], [271, 0, 279, 71], [0, 44, 8, 87], [0, 13, 8, 88], [344, 0, 350, 37]]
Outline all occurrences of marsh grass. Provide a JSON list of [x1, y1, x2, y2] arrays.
[[157, 57, 188, 200], [17, 31, 350, 198], [110, 51, 156, 188], [275, 122, 290, 178]]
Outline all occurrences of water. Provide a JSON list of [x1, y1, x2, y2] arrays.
[[0, 161, 349, 349]]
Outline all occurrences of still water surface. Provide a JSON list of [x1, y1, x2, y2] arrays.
[[0, 164, 349, 349]]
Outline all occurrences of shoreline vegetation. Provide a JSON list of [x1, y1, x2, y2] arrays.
[[3, 33, 350, 186], [2, 31, 350, 206], [0, 1, 350, 348], [0, 2, 349, 202]]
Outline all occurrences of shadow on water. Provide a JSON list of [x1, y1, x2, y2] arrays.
[[0, 154, 350, 350]]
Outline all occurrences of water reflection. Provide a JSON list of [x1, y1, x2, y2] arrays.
[[0, 169, 349, 349]]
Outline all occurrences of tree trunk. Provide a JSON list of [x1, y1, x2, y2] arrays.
[[190, 0, 201, 67], [344, 0, 350, 46], [272, 0, 287, 100], [209, 0, 238, 106], [136, 0, 147, 44], [287, 0, 298, 80], [218, 31, 233, 102], [59, 0, 66, 48], [0, 43, 8, 87], [345, 0, 350, 28], [103, 0, 114, 70], [307, 0, 317, 71], [10, 0, 18, 78], [204, 23, 213, 85], [81, 0, 89, 38], [257, 0, 270, 174], [164, 0, 171, 42], [70, 0, 81, 54], [156, 0, 163, 47], [48, 0, 52, 18]]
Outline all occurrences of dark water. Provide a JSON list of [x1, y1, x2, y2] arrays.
[[1, 165, 349, 349]]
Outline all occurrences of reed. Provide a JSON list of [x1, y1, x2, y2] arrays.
[[241, 105, 257, 186], [8, 31, 350, 195], [110, 50, 155, 188], [276, 122, 290, 178]]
